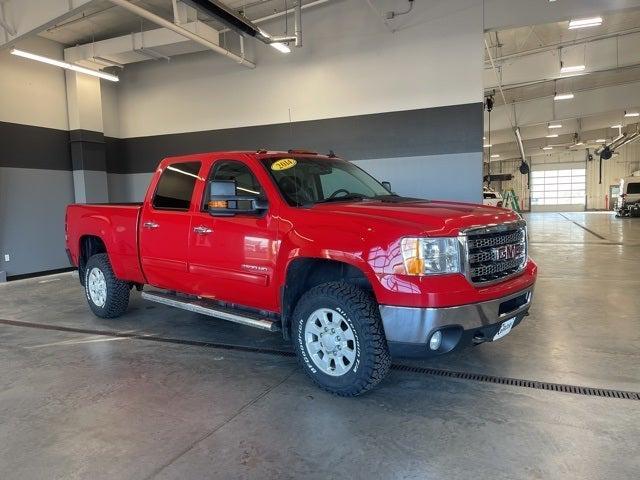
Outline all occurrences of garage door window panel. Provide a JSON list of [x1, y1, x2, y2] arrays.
[[531, 167, 585, 208]]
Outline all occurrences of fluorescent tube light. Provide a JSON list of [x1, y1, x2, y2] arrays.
[[10, 48, 119, 82], [575, 142, 584, 146], [560, 64, 586, 73], [270, 42, 291, 53], [611, 124, 623, 129], [546, 134, 559, 138], [542, 146, 553, 150], [490, 154, 500, 158], [554, 93, 574, 100], [167, 165, 203, 180], [483, 144, 492, 148], [569, 17, 603, 29], [596, 139, 606, 143], [548, 123, 562, 129], [624, 112, 639, 117]]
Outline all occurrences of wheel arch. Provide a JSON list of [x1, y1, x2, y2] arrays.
[[78, 235, 108, 285], [280, 257, 376, 340]]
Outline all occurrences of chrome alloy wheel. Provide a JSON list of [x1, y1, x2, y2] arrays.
[[88, 267, 107, 307], [304, 308, 357, 376]]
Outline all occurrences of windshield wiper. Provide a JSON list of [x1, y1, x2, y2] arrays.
[[374, 193, 400, 199], [316, 193, 369, 204]]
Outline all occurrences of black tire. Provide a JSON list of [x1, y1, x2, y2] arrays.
[[84, 253, 130, 318], [292, 281, 391, 396]]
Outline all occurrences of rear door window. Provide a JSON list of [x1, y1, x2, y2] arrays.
[[153, 162, 202, 210], [627, 182, 640, 194]]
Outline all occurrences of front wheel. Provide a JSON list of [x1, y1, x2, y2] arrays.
[[292, 281, 391, 396], [84, 253, 130, 318]]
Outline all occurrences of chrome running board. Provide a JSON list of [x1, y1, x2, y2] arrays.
[[141, 291, 280, 332]]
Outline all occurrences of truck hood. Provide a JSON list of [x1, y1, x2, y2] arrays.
[[311, 198, 521, 236]]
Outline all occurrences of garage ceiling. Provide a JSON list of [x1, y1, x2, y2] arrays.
[[39, 0, 316, 46], [484, 8, 640, 162]]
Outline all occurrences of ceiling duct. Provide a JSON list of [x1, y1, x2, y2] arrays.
[[107, 0, 255, 67], [183, 0, 302, 47]]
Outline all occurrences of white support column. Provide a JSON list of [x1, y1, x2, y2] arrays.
[[65, 70, 109, 203]]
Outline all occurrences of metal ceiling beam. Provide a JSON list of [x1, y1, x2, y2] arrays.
[[485, 26, 640, 65]]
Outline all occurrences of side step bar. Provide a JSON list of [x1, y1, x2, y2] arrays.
[[141, 291, 280, 332]]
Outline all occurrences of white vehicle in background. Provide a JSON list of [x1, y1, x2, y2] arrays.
[[483, 187, 504, 208], [615, 173, 640, 217]]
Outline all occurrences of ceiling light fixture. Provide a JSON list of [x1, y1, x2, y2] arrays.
[[542, 146, 553, 150], [560, 64, 586, 73], [624, 111, 639, 117], [568, 17, 603, 29], [596, 138, 606, 143], [554, 92, 574, 100], [270, 42, 291, 53], [490, 154, 500, 158], [10, 48, 119, 82], [546, 134, 559, 138], [611, 124, 623, 129], [484, 144, 492, 148], [548, 123, 562, 129], [575, 142, 584, 146]]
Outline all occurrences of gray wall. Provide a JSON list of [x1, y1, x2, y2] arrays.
[[0, 37, 73, 277], [0, 168, 74, 276], [353, 153, 483, 203], [105, 104, 483, 203]]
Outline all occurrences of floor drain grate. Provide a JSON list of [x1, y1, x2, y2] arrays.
[[2, 318, 638, 401], [391, 364, 640, 400]]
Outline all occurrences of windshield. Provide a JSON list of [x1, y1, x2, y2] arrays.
[[262, 156, 392, 206]]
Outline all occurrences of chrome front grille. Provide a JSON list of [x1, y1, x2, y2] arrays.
[[462, 221, 527, 285]]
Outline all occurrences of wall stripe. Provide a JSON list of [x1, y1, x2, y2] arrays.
[[107, 103, 483, 174], [0, 121, 71, 170]]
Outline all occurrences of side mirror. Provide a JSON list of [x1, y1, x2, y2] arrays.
[[381, 181, 392, 192], [207, 180, 268, 216]]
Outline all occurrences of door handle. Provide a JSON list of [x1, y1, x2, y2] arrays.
[[193, 226, 213, 235], [143, 221, 159, 229]]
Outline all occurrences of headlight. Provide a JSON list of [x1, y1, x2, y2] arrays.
[[400, 237, 461, 275]]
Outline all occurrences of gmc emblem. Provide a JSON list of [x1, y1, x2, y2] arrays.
[[492, 244, 522, 261]]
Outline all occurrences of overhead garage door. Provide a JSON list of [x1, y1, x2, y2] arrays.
[[530, 165, 586, 212]]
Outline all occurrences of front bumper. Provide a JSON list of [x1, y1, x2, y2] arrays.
[[379, 286, 534, 357]]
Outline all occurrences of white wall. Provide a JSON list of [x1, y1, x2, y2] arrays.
[[0, 36, 68, 130], [101, 81, 120, 138], [115, 0, 483, 138]]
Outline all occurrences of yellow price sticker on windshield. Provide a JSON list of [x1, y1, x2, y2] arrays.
[[271, 158, 297, 171]]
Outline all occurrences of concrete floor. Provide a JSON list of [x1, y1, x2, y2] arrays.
[[0, 212, 639, 479]]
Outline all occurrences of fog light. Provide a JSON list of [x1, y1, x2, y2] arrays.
[[429, 331, 442, 351]]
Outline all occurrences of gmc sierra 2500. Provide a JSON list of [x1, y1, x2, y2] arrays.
[[65, 150, 537, 396]]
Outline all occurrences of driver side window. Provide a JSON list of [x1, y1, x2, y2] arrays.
[[206, 160, 264, 211]]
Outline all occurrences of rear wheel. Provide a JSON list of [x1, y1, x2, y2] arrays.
[[84, 253, 130, 318], [292, 281, 391, 396]]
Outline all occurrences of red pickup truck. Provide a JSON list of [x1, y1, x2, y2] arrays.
[[66, 150, 537, 396]]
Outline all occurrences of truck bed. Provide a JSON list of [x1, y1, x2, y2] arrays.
[[66, 203, 145, 284]]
